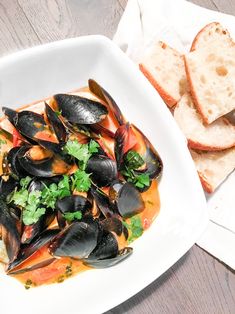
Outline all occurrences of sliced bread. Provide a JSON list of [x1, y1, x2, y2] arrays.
[[184, 41, 235, 124], [190, 147, 235, 193], [190, 22, 232, 51], [139, 41, 188, 108], [174, 93, 235, 151]]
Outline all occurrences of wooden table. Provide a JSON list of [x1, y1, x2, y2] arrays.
[[1, 0, 235, 313]]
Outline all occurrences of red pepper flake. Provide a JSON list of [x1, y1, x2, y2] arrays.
[[143, 218, 150, 230]]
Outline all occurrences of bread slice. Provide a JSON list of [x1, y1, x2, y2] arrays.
[[190, 22, 232, 51], [139, 41, 188, 108], [185, 41, 235, 124], [174, 93, 235, 150], [190, 148, 235, 193]]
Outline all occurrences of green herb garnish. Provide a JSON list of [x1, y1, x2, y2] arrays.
[[121, 150, 150, 189], [63, 210, 82, 222], [123, 215, 144, 243], [71, 169, 91, 192], [64, 139, 99, 169]]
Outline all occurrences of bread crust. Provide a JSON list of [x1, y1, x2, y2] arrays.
[[197, 171, 214, 193], [139, 63, 178, 108], [190, 22, 231, 51]]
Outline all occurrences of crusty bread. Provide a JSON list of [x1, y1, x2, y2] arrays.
[[139, 41, 188, 108], [190, 22, 232, 51], [185, 41, 235, 124], [174, 93, 235, 151], [190, 148, 235, 193]]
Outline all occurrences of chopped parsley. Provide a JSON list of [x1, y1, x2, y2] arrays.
[[121, 150, 150, 189], [71, 169, 91, 192], [63, 210, 82, 222], [123, 215, 144, 243], [64, 139, 99, 170], [0, 139, 7, 147]]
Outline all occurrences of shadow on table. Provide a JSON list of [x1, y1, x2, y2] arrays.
[[105, 250, 190, 314]]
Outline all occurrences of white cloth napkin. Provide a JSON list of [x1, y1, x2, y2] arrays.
[[113, 0, 235, 269]]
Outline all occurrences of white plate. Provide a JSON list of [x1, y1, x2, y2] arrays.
[[0, 36, 208, 314]]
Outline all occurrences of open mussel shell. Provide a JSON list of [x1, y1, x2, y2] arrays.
[[0, 198, 21, 262], [49, 219, 100, 258], [2, 107, 18, 126], [17, 145, 71, 177], [7, 229, 59, 274], [109, 180, 144, 218], [56, 195, 92, 215], [87, 230, 118, 260], [114, 123, 138, 169], [0, 176, 19, 199], [45, 102, 68, 143], [21, 208, 55, 244], [86, 154, 117, 187], [84, 247, 133, 268], [90, 186, 116, 218], [88, 79, 125, 126], [7, 147, 27, 177], [131, 124, 163, 180], [14, 110, 47, 140], [53, 94, 108, 125]]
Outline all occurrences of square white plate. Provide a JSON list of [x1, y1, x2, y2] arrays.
[[0, 36, 208, 314]]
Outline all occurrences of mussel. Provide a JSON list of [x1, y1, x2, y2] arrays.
[[7, 146, 27, 177], [109, 180, 144, 218], [45, 102, 68, 143], [17, 145, 71, 177], [7, 229, 59, 274], [88, 79, 125, 126], [0, 198, 21, 262], [55, 195, 92, 216], [53, 94, 108, 125], [86, 154, 117, 187], [49, 219, 100, 259], [90, 187, 116, 218]]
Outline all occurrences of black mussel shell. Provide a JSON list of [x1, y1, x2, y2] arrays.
[[55, 195, 92, 215], [101, 217, 128, 240], [14, 110, 47, 140], [49, 220, 100, 258], [88, 79, 125, 126], [90, 186, 116, 218], [88, 230, 118, 260], [21, 208, 55, 244], [0, 198, 21, 262], [54, 94, 108, 125], [17, 146, 70, 177], [7, 147, 27, 177], [86, 154, 117, 187], [0, 176, 19, 199], [45, 102, 68, 143], [2, 107, 18, 126], [84, 247, 133, 268], [110, 181, 144, 218], [7, 229, 59, 274]]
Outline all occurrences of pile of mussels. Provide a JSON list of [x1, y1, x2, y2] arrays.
[[0, 79, 163, 278]]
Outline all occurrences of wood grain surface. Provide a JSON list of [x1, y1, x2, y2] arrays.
[[0, 0, 235, 313]]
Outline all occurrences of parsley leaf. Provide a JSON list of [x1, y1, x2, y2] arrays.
[[20, 176, 32, 189], [71, 169, 91, 192], [63, 211, 82, 222], [123, 215, 143, 243], [64, 139, 99, 170], [10, 189, 28, 207], [133, 173, 150, 188], [124, 150, 144, 169], [88, 140, 99, 154], [122, 150, 150, 189]]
